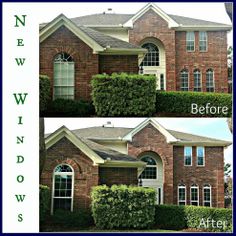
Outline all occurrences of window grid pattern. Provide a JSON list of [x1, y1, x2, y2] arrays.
[[194, 69, 202, 92], [186, 32, 195, 51], [180, 70, 189, 91], [206, 69, 214, 92], [140, 156, 157, 179], [178, 185, 186, 205], [199, 32, 207, 51], [197, 147, 204, 166], [184, 147, 192, 166], [190, 185, 199, 206], [203, 185, 211, 207], [54, 52, 75, 100], [141, 43, 159, 66]]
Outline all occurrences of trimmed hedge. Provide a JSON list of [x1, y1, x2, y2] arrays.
[[39, 185, 50, 223], [40, 75, 51, 112], [45, 98, 95, 117], [91, 185, 156, 229], [156, 91, 232, 117], [91, 73, 156, 116], [155, 205, 232, 232]]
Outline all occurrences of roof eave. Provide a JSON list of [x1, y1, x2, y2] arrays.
[[171, 141, 232, 147], [100, 160, 146, 168], [173, 25, 232, 31], [99, 48, 147, 55]]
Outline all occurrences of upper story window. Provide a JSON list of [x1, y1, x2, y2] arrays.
[[180, 69, 189, 91], [178, 184, 186, 205], [186, 32, 195, 51], [52, 164, 74, 213], [140, 155, 157, 179], [206, 69, 215, 92], [54, 52, 75, 100], [184, 146, 192, 166], [193, 69, 202, 92], [190, 184, 199, 206], [197, 147, 205, 166], [199, 31, 207, 51], [203, 184, 212, 207], [141, 43, 159, 66]]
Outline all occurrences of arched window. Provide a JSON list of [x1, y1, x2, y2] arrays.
[[178, 184, 186, 205], [206, 69, 214, 92], [54, 52, 75, 100], [140, 155, 157, 179], [194, 69, 202, 91], [141, 43, 159, 66], [190, 184, 199, 206], [180, 69, 189, 91], [203, 184, 212, 207], [52, 164, 74, 213]]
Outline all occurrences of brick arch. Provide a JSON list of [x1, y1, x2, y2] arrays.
[[51, 158, 81, 173]]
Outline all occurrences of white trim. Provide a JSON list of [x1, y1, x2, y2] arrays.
[[178, 184, 186, 206], [184, 146, 192, 166], [174, 25, 231, 31], [140, 155, 158, 180], [190, 184, 199, 206], [203, 184, 212, 207], [186, 31, 195, 52], [180, 69, 189, 91], [206, 68, 215, 92], [196, 146, 205, 167], [199, 31, 208, 52], [193, 69, 202, 92]]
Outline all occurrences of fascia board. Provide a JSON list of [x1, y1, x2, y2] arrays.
[[172, 141, 232, 147], [100, 160, 146, 168], [174, 25, 232, 31]]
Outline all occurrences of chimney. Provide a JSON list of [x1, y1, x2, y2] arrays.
[[103, 121, 114, 128]]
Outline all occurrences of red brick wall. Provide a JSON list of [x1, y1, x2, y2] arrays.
[[173, 146, 225, 207], [127, 123, 174, 204], [99, 55, 138, 74], [41, 137, 99, 209], [99, 167, 138, 186], [175, 31, 228, 93]]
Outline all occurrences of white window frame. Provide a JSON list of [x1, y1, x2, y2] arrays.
[[190, 185, 199, 206], [140, 156, 158, 180], [51, 164, 74, 214], [197, 146, 205, 166], [193, 69, 202, 92], [141, 43, 160, 67], [199, 31, 208, 52], [180, 70, 189, 91], [203, 184, 212, 207], [178, 184, 186, 205], [206, 69, 215, 92], [186, 32, 195, 52], [184, 146, 192, 166]]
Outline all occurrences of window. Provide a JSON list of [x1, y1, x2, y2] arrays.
[[54, 52, 75, 100], [52, 164, 74, 213], [160, 74, 165, 90], [194, 69, 202, 91], [203, 184, 212, 207], [190, 184, 199, 206], [197, 147, 205, 166], [140, 156, 157, 179], [141, 43, 159, 66], [178, 184, 186, 205], [206, 69, 214, 92], [186, 32, 195, 51], [184, 146, 192, 166], [180, 69, 189, 91], [199, 32, 207, 51]]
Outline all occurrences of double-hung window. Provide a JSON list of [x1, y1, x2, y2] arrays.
[[180, 70, 189, 91], [197, 147, 205, 166], [184, 146, 192, 166], [178, 184, 186, 205], [199, 31, 207, 51], [206, 69, 214, 92], [203, 184, 212, 207], [194, 69, 202, 92], [186, 32, 195, 51], [190, 184, 199, 206]]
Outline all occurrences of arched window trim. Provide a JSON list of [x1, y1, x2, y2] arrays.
[[141, 43, 160, 67], [193, 69, 202, 92], [206, 69, 215, 92], [51, 164, 74, 214], [140, 155, 158, 180], [203, 184, 212, 207], [190, 184, 199, 206], [180, 69, 189, 91], [53, 52, 75, 100], [178, 184, 186, 205]]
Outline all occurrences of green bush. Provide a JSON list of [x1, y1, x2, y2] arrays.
[[51, 209, 94, 228], [40, 75, 51, 112], [155, 205, 232, 232], [91, 185, 156, 229], [45, 98, 95, 117], [156, 91, 232, 117], [91, 73, 156, 116], [40, 185, 50, 222]]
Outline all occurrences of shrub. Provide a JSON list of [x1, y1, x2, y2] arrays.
[[39, 185, 50, 222], [51, 209, 94, 228], [156, 91, 232, 117], [91, 185, 156, 229], [91, 73, 156, 116], [155, 205, 232, 232], [45, 98, 95, 117], [40, 75, 51, 112]]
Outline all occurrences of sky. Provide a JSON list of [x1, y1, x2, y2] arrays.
[[32, 2, 233, 46], [44, 118, 233, 167]]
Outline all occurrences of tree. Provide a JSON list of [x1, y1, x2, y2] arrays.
[[224, 163, 231, 177], [40, 118, 46, 177]]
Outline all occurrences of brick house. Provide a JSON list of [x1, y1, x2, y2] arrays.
[[41, 118, 231, 213], [40, 3, 231, 100]]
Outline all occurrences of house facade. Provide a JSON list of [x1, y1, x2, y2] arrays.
[[40, 3, 231, 100], [41, 119, 231, 213]]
